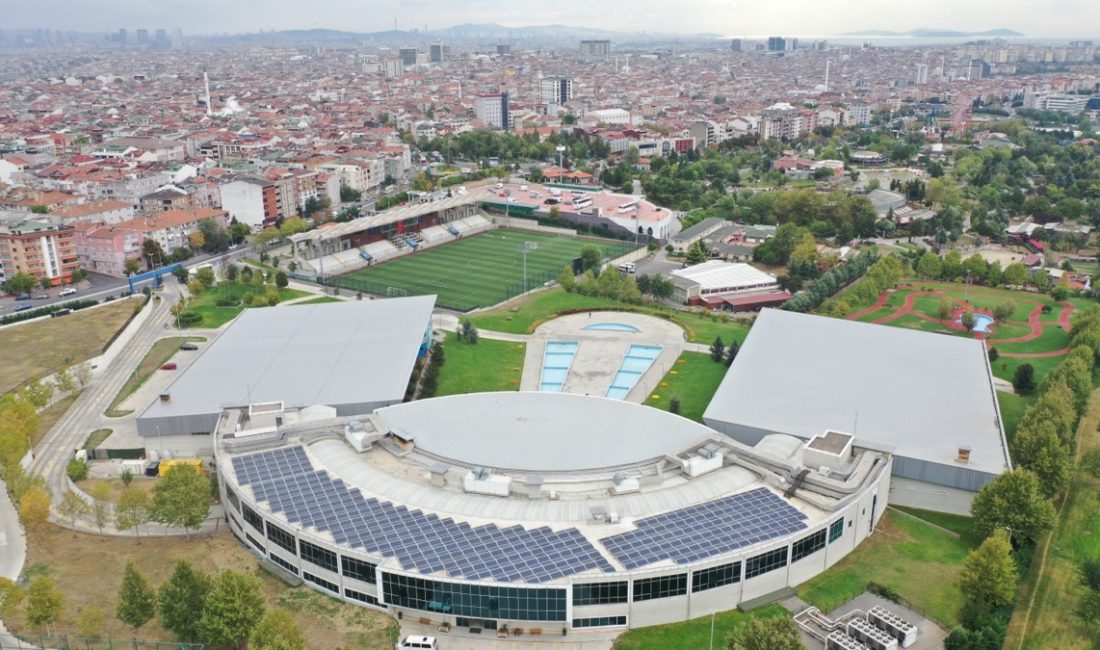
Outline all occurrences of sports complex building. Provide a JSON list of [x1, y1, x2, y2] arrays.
[[218, 392, 891, 632], [704, 309, 1012, 516]]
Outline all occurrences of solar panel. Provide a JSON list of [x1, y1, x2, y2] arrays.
[[231, 447, 615, 584], [599, 487, 808, 570]]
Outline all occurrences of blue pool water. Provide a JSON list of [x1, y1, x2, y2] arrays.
[[606, 344, 663, 400], [540, 340, 579, 392], [972, 314, 994, 333], [583, 322, 642, 333]]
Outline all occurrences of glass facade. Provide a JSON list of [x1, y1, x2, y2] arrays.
[[632, 574, 687, 602], [573, 616, 627, 628], [745, 547, 788, 579], [303, 572, 339, 594], [342, 556, 377, 584], [572, 581, 628, 606], [382, 573, 567, 621], [345, 588, 380, 606], [300, 540, 338, 573], [242, 503, 263, 532], [226, 487, 240, 513], [270, 554, 299, 576], [244, 532, 266, 555], [691, 562, 741, 592], [829, 519, 845, 543], [265, 521, 297, 555], [792, 530, 827, 562]]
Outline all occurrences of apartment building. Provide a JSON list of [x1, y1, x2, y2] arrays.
[[219, 178, 279, 229], [74, 222, 144, 277], [0, 214, 80, 286], [579, 40, 611, 58], [115, 208, 228, 253], [474, 92, 511, 130], [761, 103, 803, 140], [540, 77, 573, 105]]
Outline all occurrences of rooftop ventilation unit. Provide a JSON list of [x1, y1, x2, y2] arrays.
[[682, 449, 723, 477], [846, 618, 898, 650], [868, 607, 917, 648], [463, 467, 511, 497], [612, 472, 640, 494], [826, 630, 871, 650]]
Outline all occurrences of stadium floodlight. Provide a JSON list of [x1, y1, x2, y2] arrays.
[[520, 241, 539, 293], [555, 145, 566, 183]]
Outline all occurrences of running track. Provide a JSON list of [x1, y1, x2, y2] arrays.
[[847, 286, 1073, 358]]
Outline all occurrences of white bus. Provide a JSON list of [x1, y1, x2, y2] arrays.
[[572, 196, 593, 209], [617, 201, 637, 214]]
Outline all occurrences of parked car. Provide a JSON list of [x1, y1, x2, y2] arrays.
[[14, 304, 32, 312], [161, 363, 178, 370], [14, 294, 31, 301], [59, 287, 77, 297], [33, 293, 49, 300], [179, 343, 199, 351], [50, 308, 72, 318], [396, 636, 438, 650]]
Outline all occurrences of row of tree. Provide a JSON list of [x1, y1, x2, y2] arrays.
[[559, 266, 643, 304], [914, 250, 1060, 293], [785, 252, 887, 315], [2, 268, 90, 296]]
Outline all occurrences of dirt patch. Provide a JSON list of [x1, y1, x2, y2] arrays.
[[7, 527, 398, 647]]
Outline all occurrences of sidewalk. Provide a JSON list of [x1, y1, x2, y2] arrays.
[[0, 480, 28, 647]]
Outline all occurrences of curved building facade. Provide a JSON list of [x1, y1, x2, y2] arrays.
[[216, 393, 892, 632]]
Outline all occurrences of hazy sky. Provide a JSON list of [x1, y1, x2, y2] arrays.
[[8, 0, 1098, 38]]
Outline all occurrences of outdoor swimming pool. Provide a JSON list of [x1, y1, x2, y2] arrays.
[[606, 344, 663, 400], [583, 322, 642, 333], [539, 340, 579, 392], [972, 314, 994, 333]]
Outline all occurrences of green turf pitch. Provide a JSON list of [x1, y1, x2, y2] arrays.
[[332, 230, 636, 311]]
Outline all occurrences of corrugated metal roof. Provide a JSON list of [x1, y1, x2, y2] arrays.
[[138, 296, 435, 434], [704, 309, 1010, 476], [377, 392, 715, 472]]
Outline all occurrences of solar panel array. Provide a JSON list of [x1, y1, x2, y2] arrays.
[[600, 487, 808, 570], [231, 446, 615, 584]]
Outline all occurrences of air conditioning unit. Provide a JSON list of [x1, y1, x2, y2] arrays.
[[463, 468, 511, 497], [612, 472, 640, 494]]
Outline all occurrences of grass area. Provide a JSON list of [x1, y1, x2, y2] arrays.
[[31, 391, 80, 447], [997, 391, 1036, 443], [470, 287, 751, 345], [289, 295, 343, 305], [332, 230, 637, 311], [82, 428, 112, 450], [1004, 389, 1100, 649], [435, 332, 526, 396], [647, 352, 729, 422], [74, 477, 156, 504], [796, 511, 971, 627], [854, 307, 894, 322], [995, 326, 1070, 355], [612, 604, 788, 649], [105, 336, 205, 417], [7, 528, 398, 647], [891, 506, 981, 548], [991, 355, 1067, 386], [185, 283, 308, 328], [0, 298, 139, 395]]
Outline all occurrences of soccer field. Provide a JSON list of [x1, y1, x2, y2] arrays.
[[330, 230, 637, 311]]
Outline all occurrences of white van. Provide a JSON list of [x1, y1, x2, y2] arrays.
[[59, 287, 77, 297], [396, 636, 438, 650], [618, 262, 636, 274]]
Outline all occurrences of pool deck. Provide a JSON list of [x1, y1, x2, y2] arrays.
[[520, 311, 686, 402]]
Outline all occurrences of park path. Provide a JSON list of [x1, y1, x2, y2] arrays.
[[850, 286, 1075, 359]]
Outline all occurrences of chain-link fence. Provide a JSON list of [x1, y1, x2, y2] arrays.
[[1, 636, 204, 649]]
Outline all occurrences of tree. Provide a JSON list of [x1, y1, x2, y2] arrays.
[[669, 396, 681, 415], [20, 379, 53, 409], [1012, 363, 1036, 393], [87, 481, 112, 535], [18, 485, 51, 536], [172, 266, 189, 284], [197, 569, 266, 649], [158, 561, 211, 642], [725, 341, 740, 367], [197, 218, 230, 253], [970, 470, 1056, 547], [1002, 263, 1029, 287], [579, 245, 602, 273], [937, 298, 956, 323], [250, 609, 306, 650], [25, 576, 63, 634], [1011, 419, 1072, 497], [124, 258, 142, 276], [77, 605, 105, 639], [188, 231, 206, 250], [960, 529, 1017, 612], [274, 271, 289, 289], [993, 302, 1015, 323], [194, 266, 216, 289], [960, 310, 976, 331], [727, 616, 804, 650], [710, 336, 726, 363], [57, 488, 90, 528], [115, 485, 151, 536], [150, 464, 211, 537], [2, 271, 37, 295], [916, 251, 943, 279], [73, 362, 93, 388], [557, 264, 575, 292], [686, 240, 709, 265], [117, 562, 157, 629], [66, 458, 88, 481], [228, 219, 251, 245]]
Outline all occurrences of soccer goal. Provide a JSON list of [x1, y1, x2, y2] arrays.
[[386, 287, 409, 297]]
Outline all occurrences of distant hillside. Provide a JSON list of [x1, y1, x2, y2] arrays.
[[843, 27, 1024, 37]]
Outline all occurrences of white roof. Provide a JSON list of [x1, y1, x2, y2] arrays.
[[671, 261, 778, 290], [704, 309, 1010, 476]]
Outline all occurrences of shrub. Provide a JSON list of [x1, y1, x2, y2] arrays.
[[1012, 363, 1036, 393], [177, 311, 202, 327], [67, 458, 89, 481]]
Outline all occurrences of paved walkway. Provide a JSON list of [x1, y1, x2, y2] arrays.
[[0, 480, 28, 647]]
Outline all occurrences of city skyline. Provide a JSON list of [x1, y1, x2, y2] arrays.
[[4, 0, 1099, 39]]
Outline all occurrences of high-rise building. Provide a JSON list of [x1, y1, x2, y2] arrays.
[[579, 40, 611, 58], [399, 47, 418, 66], [729, 39, 743, 53], [475, 92, 510, 130], [171, 27, 184, 49], [0, 215, 80, 286], [968, 59, 990, 80], [136, 29, 149, 45], [155, 29, 169, 49], [429, 42, 444, 63], [384, 58, 405, 78], [915, 63, 929, 85], [767, 36, 785, 51], [496, 44, 512, 56], [117, 28, 127, 44], [539, 77, 573, 105]]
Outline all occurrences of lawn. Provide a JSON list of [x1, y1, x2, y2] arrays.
[[6, 528, 398, 648], [470, 287, 751, 345], [647, 352, 729, 422], [991, 355, 1067, 386], [435, 332, 526, 396], [996, 391, 1035, 443], [31, 391, 80, 447], [105, 336, 206, 417], [1004, 389, 1100, 649], [0, 297, 140, 395], [184, 282, 308, 328], [82, 428, 112, 450], [994, 326, 1070, 355], [331, 230, 637, 311], [612, 604, 789, 649], [796, 510, 971, 627], [289, 295, 343, 305], [74, 477, 156, 504]]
